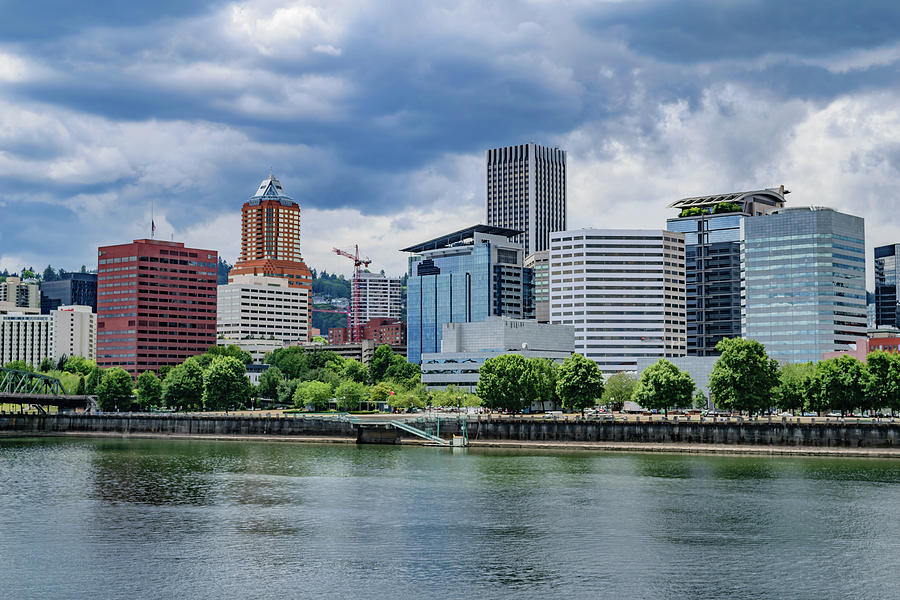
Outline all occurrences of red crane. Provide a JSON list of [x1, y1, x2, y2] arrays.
[[332, 245, 372, 343]]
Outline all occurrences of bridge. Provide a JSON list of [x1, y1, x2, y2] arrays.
[[0, 368, 98, 413], [343, 413, 467, 446]]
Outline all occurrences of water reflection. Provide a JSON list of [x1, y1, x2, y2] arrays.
[[3, 439, 900, 600]]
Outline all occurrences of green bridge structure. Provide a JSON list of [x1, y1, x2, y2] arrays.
[[0, 368, 97, 413], [343, 414, 468, 446]]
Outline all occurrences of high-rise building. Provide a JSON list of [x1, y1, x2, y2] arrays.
[[875, 244, 900, 329], [217, 274, 310, 346], [743, 207, 867, 363], [403, 225, 525, 364], [666, 187, 787, 356], [97, 239, 218, 376], [229, 174, 312, 333], [0, 312, 53, 366], [356, 271, 402, 322], [52, 305, 97, 361], [0, 277, 40, 314], [486, 143, 566, 257], [549, 228, 687, 374], [524, 250, 550, 322], [40, 272, 98, 314]]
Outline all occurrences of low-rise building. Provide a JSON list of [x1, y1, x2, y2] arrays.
[[0, 312, 53, 366], [53, 305, 96, 361], [421, 317, 574, 392], [328, 317, 406, 346]]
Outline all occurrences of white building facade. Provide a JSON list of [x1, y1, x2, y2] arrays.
[[549, 228, 687, 374], [53, 305, 97, 361], [356, 271, 402, 322], [217, 274, 310, 347], [421, 317, 574, 392], [0, 312, 53, 366]]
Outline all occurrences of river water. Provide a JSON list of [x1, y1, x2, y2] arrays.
[[1, 438, 899, 599]]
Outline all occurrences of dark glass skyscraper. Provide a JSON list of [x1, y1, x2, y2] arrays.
[[875, 244, 900, 328], [486, 143, 566, 257], [666, 188, 787, 356], [40, 272, 97, 314]]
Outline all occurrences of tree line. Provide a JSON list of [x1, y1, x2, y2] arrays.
[[472, 337, 900, 417]]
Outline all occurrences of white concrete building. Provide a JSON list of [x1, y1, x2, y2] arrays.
[[0, 277, 40, 314], [0, 312, 53, 366], [217, 274, 310, 347], [356, 271, 402, 322], [549, 228, 687, 374], [421, 317, 574, 392], [52, 305, 97, 361]]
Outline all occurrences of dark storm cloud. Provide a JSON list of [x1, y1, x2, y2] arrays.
[[1, 0, 899, 273]]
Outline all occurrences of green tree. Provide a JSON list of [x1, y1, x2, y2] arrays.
[[632, 359, 695, 417], [774, 362, 815, 415], [866, 350, 900, 415], [555, 353, 605, 415], [370, 344, 399, 382], [388, 383, 427, 412], [809, 355, 869, 416], [257, 366, 285, 399], [276, 378, 301, 405], [195, 344, 252, 369], [693, 390, 708, 410], [85, 366, 103, 395], [203, 356, 251, 411], [267, 346, 341, 380], [339, 358, 370, 384], [63, 355, 95, 377], [75, 374, 86, 395], [477, 354, 529, 412], [95, 367, 134, 412], [335, 380, 368, 412], [293, 380, 333, 410], [37, 357, 53, 372], [602, 372, 638, 411], [3, 360, 34, 372], [135, 371, 162, 409], [369, 382, 395, 406], [709, 338, 779, 415], [162, 358, 204, 410], [521, 358, 558, 412], [158, 365, 173, 380]]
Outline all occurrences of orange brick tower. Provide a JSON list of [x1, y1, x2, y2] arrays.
[[229, 173, 312, 329]]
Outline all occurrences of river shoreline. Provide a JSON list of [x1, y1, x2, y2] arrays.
[[5, 429, 900, 458]]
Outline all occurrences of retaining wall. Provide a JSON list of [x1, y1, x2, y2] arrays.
[[3, 413, 900, 448]]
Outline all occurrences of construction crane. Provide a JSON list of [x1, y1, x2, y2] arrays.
[[332, 245, 372, 343]]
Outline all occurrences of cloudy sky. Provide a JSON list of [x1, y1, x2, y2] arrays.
[[1, 0, 899, 284]]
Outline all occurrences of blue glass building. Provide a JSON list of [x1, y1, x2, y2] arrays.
[[875, 244, 900, 328], [403, 225, 525, 364], [743, 207, 867, 363]]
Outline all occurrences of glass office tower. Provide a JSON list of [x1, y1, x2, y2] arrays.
[[403, 225, 524, 364], [743, 207, 867, 363], [666, 188, 787, 356], [875, 244, 900, 328]]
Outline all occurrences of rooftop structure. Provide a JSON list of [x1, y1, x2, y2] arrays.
[[401, 224, 523, 254]]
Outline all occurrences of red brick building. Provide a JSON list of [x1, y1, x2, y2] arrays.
[[823, 333, 900, 362], [329, 317, 406, 346], [97, 239, 217, 376]]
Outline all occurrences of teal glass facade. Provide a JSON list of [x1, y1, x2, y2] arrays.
[[743, 208, 867, 363]]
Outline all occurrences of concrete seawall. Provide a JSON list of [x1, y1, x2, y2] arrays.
[[3, 413, 900, 450]]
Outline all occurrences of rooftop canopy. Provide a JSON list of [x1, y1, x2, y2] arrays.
[[668, 188, 787, 210], [249, 172, 296, 207], [401, 224, 523, 253]]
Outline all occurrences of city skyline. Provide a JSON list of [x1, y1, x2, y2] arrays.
[[2, 1, 900, 282]]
